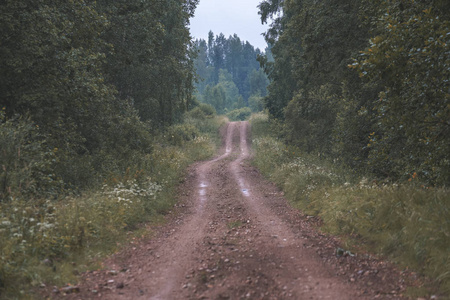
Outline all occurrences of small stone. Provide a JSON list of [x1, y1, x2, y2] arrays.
[[116, 282, 124, 289]]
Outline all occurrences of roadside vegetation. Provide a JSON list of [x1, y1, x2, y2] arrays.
[[0, 107, 225, 298], [250, 113, 450, 296], [0, 1, 227, 298], [253, 0, 449, 296]]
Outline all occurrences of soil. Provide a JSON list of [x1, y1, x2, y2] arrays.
[[54, 121, 419, 299]]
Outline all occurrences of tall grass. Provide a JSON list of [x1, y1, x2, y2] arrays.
[[0, 114, 224, 299], [250, 112, 450, 296]]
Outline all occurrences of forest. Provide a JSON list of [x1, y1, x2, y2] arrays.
[[258, 0, 449, 186], [193, 32, 269, 118], [1, 0, 198, 199]]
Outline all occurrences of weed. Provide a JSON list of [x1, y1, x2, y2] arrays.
[[227, 220, 242, 229]]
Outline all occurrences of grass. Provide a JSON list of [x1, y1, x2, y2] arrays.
[[0, 114, 225, 299], [250, 112, 450, 297], [227, 220, 243, 229]]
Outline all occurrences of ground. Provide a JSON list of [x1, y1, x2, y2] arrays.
[[54, 121, 417, 299]]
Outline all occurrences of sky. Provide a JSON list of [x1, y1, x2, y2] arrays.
[[189, 0, 270, 51]]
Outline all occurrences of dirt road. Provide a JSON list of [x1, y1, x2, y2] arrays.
[[64, 122, 411, 299]]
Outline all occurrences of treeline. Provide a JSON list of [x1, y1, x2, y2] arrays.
[[0, 0, 198, 200], [258, 0, 449, 185], [193, 32, 269, 114]]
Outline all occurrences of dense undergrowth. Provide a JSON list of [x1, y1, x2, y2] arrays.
[[0, 108, 226, 299], [250, 113, 450, 297]]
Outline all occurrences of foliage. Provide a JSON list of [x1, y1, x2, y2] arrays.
[[248, 95, 265, 113], [97, 0, 198, 125], [0, 0, 206, 297], [352, 1, 450, 184], [0, 0, 199, 194], [284, 85, 337, 154], [193, 32, 269, 113], [226, 107, 252, 121], [259, 0, 450, 185], [0, 112, 221, 298], [0, 112, 61, 201], [166, 124, 200, 146], [186, 103, 217, 120], [251, 114, 450, 295]]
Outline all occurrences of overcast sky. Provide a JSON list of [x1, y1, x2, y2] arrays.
[[189, 0, 269, 51]]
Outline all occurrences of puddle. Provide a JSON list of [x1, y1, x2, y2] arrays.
[[242, 189, 250, 197]]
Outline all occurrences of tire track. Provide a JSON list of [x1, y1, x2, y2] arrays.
[[64, 121, 407, 299]]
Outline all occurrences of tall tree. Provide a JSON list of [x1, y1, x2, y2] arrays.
[[193, 32, 269, 109], [259, 0, 450, 184], [97, 0, 198, 126], [0, 0, 200, 193]]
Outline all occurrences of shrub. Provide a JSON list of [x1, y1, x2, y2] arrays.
[[248, 95, 264, 112], [226, 107, 252, 121], [0, 111, 62, 201], [166, 124, 200, 146], [186, 103, 216, 120]]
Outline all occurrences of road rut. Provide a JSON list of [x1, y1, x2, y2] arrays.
[[63, 122, 411, 299]]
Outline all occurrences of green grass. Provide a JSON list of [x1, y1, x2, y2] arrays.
[[227, 220, 243, 229], [250, 112, 450, 296], [0, 115, 223, 299]]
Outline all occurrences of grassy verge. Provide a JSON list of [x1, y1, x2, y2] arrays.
[[0, 113, 226, 299], [250, 112, 450, 297]]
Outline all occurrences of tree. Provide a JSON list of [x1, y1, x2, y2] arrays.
[[97, 0, 198, 126], [249, 69, 269, 98], [193, 33, 268, 109], [259, 0, 450, 184], [0, 0, 200, 193], [353, 0, 450, 183]]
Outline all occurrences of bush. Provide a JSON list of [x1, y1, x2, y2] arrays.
[[0, 111, 62, 201], [186, 103, 216, 120], [249, 112, 283, 139], [226, 107, 252, 121], [248, 95, 264, 112], [166, 124, 200, 146]]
